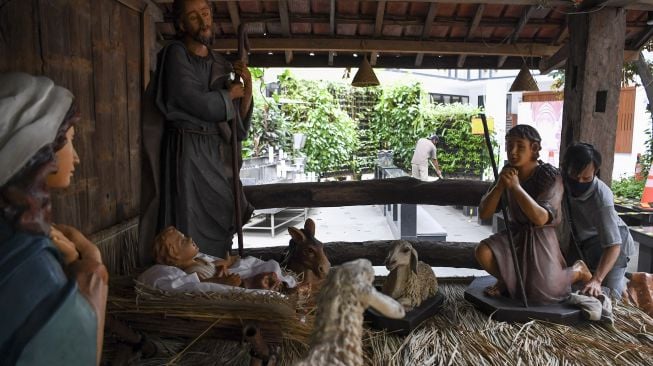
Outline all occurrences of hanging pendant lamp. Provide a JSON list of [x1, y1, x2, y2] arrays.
[[509, 63, 539, 92], [351, 55, 380, 87]]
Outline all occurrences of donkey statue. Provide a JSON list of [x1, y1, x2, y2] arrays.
[[282, 218, 331, 287]]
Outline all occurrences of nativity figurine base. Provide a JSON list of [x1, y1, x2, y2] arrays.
[[464, 276, 583, 325], [365, 290, 445, 336]]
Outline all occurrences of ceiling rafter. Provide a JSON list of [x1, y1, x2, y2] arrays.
[[457, 4, 486, 68], [329, 0, 335, 66], [370, 0, 386, 66], [497, 5, 535, 67], [414, 2, 438, 67], [278, 0, 293, 64], [208, 37, 560, 57], [630, 25, 653, 49], [155, 0, 653, 11], [226, 1, 240, 30]]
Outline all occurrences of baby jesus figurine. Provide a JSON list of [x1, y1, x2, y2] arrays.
[[153, 226, 281, 291]]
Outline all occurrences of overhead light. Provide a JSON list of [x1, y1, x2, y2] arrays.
[[509, 63, 539, 92], [351, 55, 380, 87], [268, 52, 274, 55], [353, 53, 358, 57], [309, 52, 315, 56]]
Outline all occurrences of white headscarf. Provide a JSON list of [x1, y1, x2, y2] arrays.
[[0, 72, 73, 186]]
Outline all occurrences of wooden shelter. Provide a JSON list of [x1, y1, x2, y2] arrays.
[[1, 0, 653, 268], [2, 0, 653, 364]]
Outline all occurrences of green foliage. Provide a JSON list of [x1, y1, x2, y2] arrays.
[[611, 128, 651, 200], [370, 82, 494, 177], [246, 71, 496, 178], [243, 69, 292, 158], [370, 83, 424, 170], [244, 92, 292, 157], [612, 176, 645, 200], [277, 71, 360, 174], [430, 104, 496, 177]]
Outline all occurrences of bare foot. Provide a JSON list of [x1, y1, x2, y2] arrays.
[[572, 260, 592, 284], [484, 281, 506, 297]]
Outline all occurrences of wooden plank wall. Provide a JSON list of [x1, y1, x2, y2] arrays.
[[0, 0, 145, 235], [615, 86, 635, 153]]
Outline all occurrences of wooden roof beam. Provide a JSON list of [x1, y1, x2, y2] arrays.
[[226, 1, 240, 30], [498, 5, 535, 67], [539, 43, 568, 74], [457, 4, 485, 68], [155, 1, 653, 11], [210, 37, 560, 57], [415, 2, 438, 67], [329, 0, 335, 66], [629, 25, 653, 50], [370, 0, 386, 66], [278, 0, 293, 64]]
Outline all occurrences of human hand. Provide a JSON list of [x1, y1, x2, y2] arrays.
[[582, 277, 603, 298], [232, 60, 251, 84], [229, 82, 245, 100]]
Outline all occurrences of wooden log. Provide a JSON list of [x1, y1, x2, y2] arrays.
[[243, 240, 482, 269], [243, 177, 491, 209]]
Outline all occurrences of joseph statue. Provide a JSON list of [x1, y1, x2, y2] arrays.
[[139, 0, 254, 262]]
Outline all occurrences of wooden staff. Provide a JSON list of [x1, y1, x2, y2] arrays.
[[480, 114, 528, 308], [232, 23, 251, 257]]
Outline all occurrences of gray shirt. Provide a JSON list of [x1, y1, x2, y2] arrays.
[[568, 177, 636, 257], [411, 138, 437, 165]]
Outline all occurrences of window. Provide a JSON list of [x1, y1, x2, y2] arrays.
[[430, 93, 470, 105]]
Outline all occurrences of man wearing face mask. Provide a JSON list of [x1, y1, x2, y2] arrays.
[[562, 143, 635, 298]]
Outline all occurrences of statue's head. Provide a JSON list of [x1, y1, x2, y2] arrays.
[[173, 0, 214, 46], [47, 108, 80, 189], [0, 72, 75, 235], [505, 124, 542, 167], [153, 226, 199, 266]]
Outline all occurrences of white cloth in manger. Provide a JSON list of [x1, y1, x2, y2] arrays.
[[138, 254, 296, 295]]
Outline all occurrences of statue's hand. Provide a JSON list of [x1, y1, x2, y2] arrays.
[[53, 224, 103, 264], [50, 226, 80, 264]]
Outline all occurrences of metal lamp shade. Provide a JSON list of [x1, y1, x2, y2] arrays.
[[351, 57, 380, 87], [509, 64, 539, 92]]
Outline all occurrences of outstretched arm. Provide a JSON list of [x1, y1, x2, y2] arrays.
[[583, 245, 620, 297], [431, 158, 443, 178]]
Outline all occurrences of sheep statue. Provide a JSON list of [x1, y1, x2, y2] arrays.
[[295, 259, 405, 366], [382, 240, 438, 310]]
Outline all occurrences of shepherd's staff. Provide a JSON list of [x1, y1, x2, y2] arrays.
[[479, 114, 528, 308], [231, 23, 252, 257]]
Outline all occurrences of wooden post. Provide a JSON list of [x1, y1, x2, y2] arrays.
[[560, 8, 626, 185]]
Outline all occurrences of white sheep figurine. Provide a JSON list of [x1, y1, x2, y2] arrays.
[[295, 259, 405, 366], [382, 240, 438, 310]]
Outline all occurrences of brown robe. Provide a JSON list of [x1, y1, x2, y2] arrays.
[[483, 163, 572, 305]]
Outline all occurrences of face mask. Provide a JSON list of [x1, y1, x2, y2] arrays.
[[568, 178, 593, 197]]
